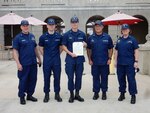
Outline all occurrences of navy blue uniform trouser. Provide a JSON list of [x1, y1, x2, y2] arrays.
[[92, 65, 109, 93], [43, 64, 61, 94], [65, 63, 84, 92], [17, 64, 37, 98], [117, 65, 137, 95]]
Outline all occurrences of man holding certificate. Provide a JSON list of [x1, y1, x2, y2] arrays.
[[87, 20, 114, 101], [62, 16, 87, 103]]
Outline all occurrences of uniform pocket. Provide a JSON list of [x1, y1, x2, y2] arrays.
[[21, 40, 28, 46]]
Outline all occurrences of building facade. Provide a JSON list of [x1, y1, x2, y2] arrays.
[[0, 0, 150, 45]]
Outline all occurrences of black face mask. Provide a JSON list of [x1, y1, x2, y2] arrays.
[[135, 68, 140, 73]]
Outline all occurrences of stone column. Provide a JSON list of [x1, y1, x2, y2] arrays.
[[0, 25, 4, 45], [139, 34, 150, 75]]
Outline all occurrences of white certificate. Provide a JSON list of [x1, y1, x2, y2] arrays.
[[73, 42, 84, 56]]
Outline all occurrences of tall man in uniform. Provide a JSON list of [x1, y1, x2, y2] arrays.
[[13, 20, 41, 105], [87, 20, 114, 100], [39, 18, 63, 103], [62, 16, 87, 103]]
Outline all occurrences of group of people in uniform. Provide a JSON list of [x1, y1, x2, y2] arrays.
[[12, 16, 139, 105]]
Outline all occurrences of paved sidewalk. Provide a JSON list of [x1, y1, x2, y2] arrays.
[[0, 53, 150, 113]]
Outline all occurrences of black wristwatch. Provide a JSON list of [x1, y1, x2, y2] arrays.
[[135, 60, 138, 63]]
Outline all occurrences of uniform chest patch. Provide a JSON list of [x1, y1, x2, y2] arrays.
[[21, 39, 26, 42], [78, 37, 83, 39], [127, 41, 133, 44], [103, 40, 108, 42], [55, 39, 60, 41]]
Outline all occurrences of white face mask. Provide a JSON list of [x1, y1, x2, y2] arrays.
[[48, 30, 55, 34]]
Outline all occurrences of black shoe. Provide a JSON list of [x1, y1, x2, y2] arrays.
[[55, 93, 62, 102], [93, 93, 99, 100], [43, 94, 49, 103], [118, 93, 125, 101], [69, 92, 74, 103], [74, 95, 84, 102], [27, 96, 38, 102], [20, 97, 26, 105], [102, 92, 107, 100], [131, 95, 136, 104], [74, 91, 84, 102]]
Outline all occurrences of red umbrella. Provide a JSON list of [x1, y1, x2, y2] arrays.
[[102, 11, 143, 25], [101, 11, 143, 39]]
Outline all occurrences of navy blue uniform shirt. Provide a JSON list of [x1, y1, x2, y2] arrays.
[[39, 32, 62, 66], [62, 29, 86, 64], [13, 32, 37, 66], [87, 33, 114, 65], [115, 35, 139, 65]]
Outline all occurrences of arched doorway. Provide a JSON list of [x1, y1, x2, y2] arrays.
[[86, 15, 108, 37], [4, 25, 21, 46], [43, 16, 65, 35], [130, 15, 148, 44]]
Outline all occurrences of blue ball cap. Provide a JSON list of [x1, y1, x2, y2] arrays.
[[94, 20, 104, 26], [121, 24, 130, 30], [21, 20, 29, 26], [47, 18, 55, 25], [70, 16, 79, 23]]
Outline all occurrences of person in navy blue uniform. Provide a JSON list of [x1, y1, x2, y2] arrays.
[[114, 24, 139, 104], [87, 20, 114, 100], [39, 18, 63, 103], [62, 16, 87, 103], [13, 20, 41, 105]]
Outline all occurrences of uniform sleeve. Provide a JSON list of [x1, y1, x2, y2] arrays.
[[87, 36, 91, 49], [133, 38, 139, 49], [12, 36, 19, 50], [62, 33, 68, 46], [108, 36, 114, 49], [38, 35, 44, 47]]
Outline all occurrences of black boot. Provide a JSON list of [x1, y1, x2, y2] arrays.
[[118, 93, 125, 101], [131, 95, 136, 104], [55, 93, 62, 102], [93, 92, 99, 100], [74, 91, 84, 102], [27, 95, 38, 102], [69, 91, 74, 103], [102, 92, 107, 100], [43, 93, 49, 103], [20, 97, 26, 105]]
